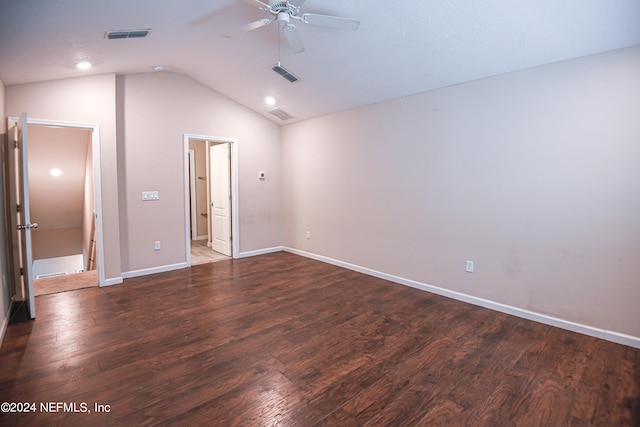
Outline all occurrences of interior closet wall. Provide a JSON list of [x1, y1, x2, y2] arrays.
[[189, 139, 208, 240]]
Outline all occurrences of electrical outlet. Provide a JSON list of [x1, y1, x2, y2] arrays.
[[465, 260, 474, 273], [155, 241, 161, 251]]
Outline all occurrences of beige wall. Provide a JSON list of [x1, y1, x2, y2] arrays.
[[4, 71, 281, 281], [117, 72, 281, 273], [5, 74, 121, 282], [32, 228, 82, 259], [83, 139, 95, 270], [282, 46, 640, 338], [0, 76, 10, 332]]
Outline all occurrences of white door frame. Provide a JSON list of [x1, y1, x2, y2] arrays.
[[183, 134, 239, 265], [11, 117, 107, 287]]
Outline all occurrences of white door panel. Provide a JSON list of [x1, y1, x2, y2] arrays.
[[209, 143, 231, 256], [9, 113, 36, 318]]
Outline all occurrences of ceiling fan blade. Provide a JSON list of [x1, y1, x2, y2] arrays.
[[282, 24, 305, 54], [300, 13, 360, 30], [239, 0, 271, 10], [223, 18, 272, 38]]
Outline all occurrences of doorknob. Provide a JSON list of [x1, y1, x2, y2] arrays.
[[17, 223, 38, 230]]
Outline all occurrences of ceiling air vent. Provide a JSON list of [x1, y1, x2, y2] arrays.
[[272, 63, 299, 83], [105, 29, 151, 39], [269, 108, 295, 121]]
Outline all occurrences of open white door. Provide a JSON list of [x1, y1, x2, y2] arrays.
[[209, 143, 231, 256], [10, 114, 37, 318]]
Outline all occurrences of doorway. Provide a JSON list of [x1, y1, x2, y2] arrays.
[[28, 124, 99, 295], [183, 134, 239, 266], [8, 116, 106, 307]]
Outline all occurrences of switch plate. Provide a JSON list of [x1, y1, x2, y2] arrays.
[[306, 230, 311, 239], [465, 260, 474, 273], [154, 241, 161, 251], [142, 191, 159, 201]]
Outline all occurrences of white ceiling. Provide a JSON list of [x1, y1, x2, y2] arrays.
[[1, 0, 639, 124]]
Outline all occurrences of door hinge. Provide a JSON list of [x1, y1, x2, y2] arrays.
[[16, 204, 22, 213], [20, 268, 24, 276]]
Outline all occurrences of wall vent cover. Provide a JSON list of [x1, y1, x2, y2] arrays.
[[105, 29, 151, 39], [36, 272, 67, 279], [269, 108, 295, 121], [272, 63, 299, 83]]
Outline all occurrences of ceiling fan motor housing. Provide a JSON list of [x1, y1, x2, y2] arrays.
[[270, 1, 299, 17], [277, 11, 291, 24]]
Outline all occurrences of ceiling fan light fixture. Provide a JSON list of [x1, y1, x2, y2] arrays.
[[227, 0, 359, 54], [277, 11, 290, 24]]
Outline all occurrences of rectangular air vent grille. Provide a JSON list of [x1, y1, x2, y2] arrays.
[[105, 29, 151, 39], [269, 108, 295, 121], [36, 272, 67, 279], [272, 64, 299, 83]]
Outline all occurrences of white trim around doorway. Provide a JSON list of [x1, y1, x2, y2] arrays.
[[16, 117, 108, 287], [182, 134, 239, 266]]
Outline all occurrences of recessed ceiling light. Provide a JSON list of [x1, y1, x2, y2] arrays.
[[76, 61, 92, 70], [50, 168, 63, 177], [265, 96, 276, 106]]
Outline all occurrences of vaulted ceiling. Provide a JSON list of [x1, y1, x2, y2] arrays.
[[1, 0, 639, 124]]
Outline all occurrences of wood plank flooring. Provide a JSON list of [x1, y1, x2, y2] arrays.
[[0, 252, 638, 426]]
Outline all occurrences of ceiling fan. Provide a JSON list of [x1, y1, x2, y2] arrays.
[[223, 0, 360, 54]]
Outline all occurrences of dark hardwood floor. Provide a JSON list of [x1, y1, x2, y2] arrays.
[[0, 252, 638, 426]]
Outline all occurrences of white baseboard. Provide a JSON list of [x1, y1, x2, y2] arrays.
[[283, 247, 640, 349], [236, 246, 283, 259], [122, 262, 188, 279], [100, 276, 124, 287]]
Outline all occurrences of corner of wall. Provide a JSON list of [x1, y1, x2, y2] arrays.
[[0, 75, 11, 346]]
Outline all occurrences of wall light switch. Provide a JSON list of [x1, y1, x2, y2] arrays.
[[142, 191, 159, 201]]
